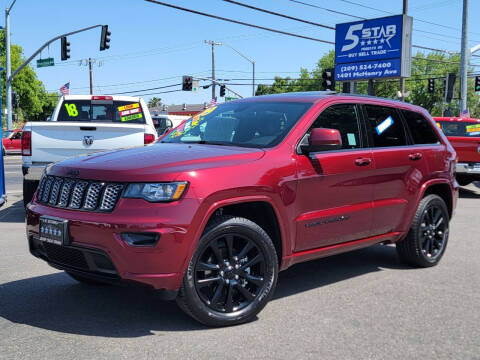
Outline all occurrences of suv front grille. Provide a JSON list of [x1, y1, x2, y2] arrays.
[[36, 175, 123, 212]]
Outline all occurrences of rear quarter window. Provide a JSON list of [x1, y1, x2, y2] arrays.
[[364, 105, 407, 147], [57, 100, 145, 124], [402, 110, 439, 144]]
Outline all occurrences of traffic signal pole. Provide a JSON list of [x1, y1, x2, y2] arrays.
[[459, 0, 469, 113], [89, 58, 94, 95], [5, 24, 103, 126], [5, 0, 17, 130]]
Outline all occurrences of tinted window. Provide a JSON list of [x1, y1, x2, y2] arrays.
[[437, 121, 480, 137], [57, 100, 145, 124], [402, 110, 439, 144], [11, 131, 22, 140], [365, 105, 407, 147], [162, 101, 312, 148], [311, 104, 361, 149]]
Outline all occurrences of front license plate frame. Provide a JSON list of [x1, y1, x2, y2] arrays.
[[39, 215, 69, 246]]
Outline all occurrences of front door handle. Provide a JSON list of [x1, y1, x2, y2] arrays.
[[355, 157, 372, 166], [408, 152, 423, 161]]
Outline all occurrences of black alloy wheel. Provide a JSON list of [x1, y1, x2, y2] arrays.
[[194, 232, 266, 313], [419, 204, 448, 261], [177, 216, 278, 327], [396, 194, 449, 267]]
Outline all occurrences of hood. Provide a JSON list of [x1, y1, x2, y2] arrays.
[[49, 143, 265, 181]]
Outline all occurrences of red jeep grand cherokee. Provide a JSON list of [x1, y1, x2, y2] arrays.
[[434, 117, 480, 186], [26, 93, 458, 326]]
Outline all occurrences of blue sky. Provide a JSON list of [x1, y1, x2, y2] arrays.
[[4, 0, 480, 105]]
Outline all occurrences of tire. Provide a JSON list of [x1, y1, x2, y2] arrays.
[[177, 215, 278, 327], [66, 271, 108, 285], [396, 194, 449, 267], [23, 179, 38, 207]]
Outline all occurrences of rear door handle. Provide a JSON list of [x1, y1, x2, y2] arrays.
[[355, 157, 372, 166], [408, 152, 423, 161]]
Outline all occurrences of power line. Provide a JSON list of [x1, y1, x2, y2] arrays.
[[285, 0, 364, 20], [113, 83, 182, 95], [127, 89, 183, 97], [144, 0, 335, 44], [222, 0, 335, 30]]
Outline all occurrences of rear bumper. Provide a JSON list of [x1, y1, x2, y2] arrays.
[[456, 162, 480, 175], [23, 163, 50, 181]]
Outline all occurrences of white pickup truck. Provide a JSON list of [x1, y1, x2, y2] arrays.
[[22, 95, 157, 205]]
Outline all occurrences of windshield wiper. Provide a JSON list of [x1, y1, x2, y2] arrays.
[[181, 140, 233, 146]]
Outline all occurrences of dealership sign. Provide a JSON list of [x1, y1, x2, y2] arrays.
[[334, 15, 412, 81]]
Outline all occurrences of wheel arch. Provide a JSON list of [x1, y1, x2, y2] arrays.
[[187, 195, 288, 271], [418, 180, 454, 219]]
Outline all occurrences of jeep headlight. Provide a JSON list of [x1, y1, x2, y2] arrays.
[[123, 182, 188, 202]]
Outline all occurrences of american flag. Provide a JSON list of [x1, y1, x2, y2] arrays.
[[210, 97, 217, 106], [460, 108, 470, 118], [59, 82, 70, 95]]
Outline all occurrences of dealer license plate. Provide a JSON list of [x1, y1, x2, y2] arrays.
[[39, 216, 69, 246]]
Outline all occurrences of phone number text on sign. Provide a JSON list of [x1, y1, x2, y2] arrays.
[[335, 58, 401, 81]]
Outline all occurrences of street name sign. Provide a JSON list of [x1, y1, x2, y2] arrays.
[[36, 58, 55, 68], [334, 15, 412, 82]]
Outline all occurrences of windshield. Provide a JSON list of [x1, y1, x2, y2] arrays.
[[2, 131, 13, 139], [437, 121, 480, 137], [57, 100, 145, 124], [161, 101, 312, 148]]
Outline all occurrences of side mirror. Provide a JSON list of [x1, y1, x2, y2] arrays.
[[303, 128, 342, 152]]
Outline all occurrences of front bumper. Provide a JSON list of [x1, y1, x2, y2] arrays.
[[26, 197, 201, 291], [456, 162, 480, 175], [23, 162, 51, 181]]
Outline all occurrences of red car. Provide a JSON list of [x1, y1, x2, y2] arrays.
[[2, 129, 22, 155], [26, 93, 457, 326], [434, 117, 480, 186]]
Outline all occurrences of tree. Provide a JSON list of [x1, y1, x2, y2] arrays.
[[0, 30, 57, 127], [255, 50, 480, 117], [147, 97, 162, 108]]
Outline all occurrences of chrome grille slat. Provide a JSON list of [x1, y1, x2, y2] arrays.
[[58, 180, 74, 207], [36, 175, 122, 212], [83, 183, 104, 210], [100, 184, 123, 211], [69, 181, 88, 209], [49, 178, 63, 205]]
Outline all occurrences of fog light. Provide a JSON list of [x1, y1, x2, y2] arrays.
[[121, 233, 160, 247]]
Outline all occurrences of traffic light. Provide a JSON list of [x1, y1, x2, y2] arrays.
[[182, 76, 193, 91], [100, 25, 111, 51], [445, 73, 456, 103], [475, 76, 480, 92], [428, 78, 435, 93], [61, 36, 70, 61], [322, 68, 335, 91], [220, 85, 226, 97], [12, 91, 19, 109]]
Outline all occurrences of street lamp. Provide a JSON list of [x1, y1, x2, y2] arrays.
[[219, 43, 256, 97]]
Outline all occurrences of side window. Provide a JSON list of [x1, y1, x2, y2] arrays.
[[11, 132, 22, 140], [364, 105, 407, 147], [402, 110, 439, 144], [311, 104, 361, 149]]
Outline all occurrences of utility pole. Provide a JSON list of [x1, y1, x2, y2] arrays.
[[205, 40, 221, 101], [399, 0, 408, 101], [5, 0, 17, 131], [89, 58, 94, 95], [459, 0, 469, 113]]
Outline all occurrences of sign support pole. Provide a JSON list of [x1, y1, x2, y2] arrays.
[[399, 0, 408, 101]]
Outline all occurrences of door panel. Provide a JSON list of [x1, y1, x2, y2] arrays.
[[295, 151, 374, 251]]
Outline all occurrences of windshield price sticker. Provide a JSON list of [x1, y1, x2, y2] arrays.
[[119, 107, 141, 117], [118, 103, 140, 112], [466, 124, 480, 133], [121, 113, 143, 122], [64, 103, 79, 117]]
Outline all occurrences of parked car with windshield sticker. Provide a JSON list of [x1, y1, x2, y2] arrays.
[[21, 95, 157, 206], [26, 92, 458, 327], [434, 117, 480, 186]]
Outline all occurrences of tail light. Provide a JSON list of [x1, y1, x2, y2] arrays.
[[21, 130, 32, 156], [144, 133, 155, 145], [91, 96, 113, 100]]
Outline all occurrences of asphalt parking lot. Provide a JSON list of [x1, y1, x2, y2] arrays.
[[0, 155, 479, 360]]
